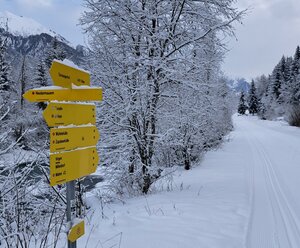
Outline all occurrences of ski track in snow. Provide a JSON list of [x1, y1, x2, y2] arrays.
[[74, 115, 300, 248], [239, 116, 300, 248]]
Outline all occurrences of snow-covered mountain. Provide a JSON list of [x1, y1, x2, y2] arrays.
[[227, 78, 250, 94], [0, 11, 69, 45], [0, 10, 85, 79]]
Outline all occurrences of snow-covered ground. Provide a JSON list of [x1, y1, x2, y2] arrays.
[[61, 115, 300, 248], [241, 116, 300, 247]]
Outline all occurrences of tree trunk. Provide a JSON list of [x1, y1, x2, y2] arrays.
[[183, 148, 191, 170]]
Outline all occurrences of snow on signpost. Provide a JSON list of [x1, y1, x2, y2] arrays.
[[43, 102, 96, 127], [50, 59, 90, 88], [23, 59, 103, 247]]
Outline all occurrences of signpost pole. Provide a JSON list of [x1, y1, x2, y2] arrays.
[[67, 181, 76, 248]]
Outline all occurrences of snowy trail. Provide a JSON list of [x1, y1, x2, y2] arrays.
[[77, 115, 300, 248], [237, 116, 300, 248]]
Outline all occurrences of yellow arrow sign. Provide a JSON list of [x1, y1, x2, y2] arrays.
[[50, 126, 99, 153], [68, 220, 85, 242], [23, 86, 103, 102], [43, 102, 96, 127], [50, 60, 90, 88], [50, 147, 98, 186]]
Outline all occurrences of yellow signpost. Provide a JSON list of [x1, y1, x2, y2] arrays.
[[68, 220, 85, 242], [43, 102, 96, 127], [50, 147, 98, 186], [50, 60, 90, 88], [50, 126, 99, 153], [23, 87, 102, 102], [23, 59, 102, 247]]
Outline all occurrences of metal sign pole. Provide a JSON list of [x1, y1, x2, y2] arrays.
[[67, 181, 76, 248]]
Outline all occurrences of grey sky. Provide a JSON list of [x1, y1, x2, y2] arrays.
[[1, 0, 300, 80], [223, 0, 300, 80], [0, 0, 86, 45]]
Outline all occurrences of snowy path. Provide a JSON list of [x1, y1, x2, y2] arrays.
[[77, 115, 300, 248], [239, 116, 300, 248]]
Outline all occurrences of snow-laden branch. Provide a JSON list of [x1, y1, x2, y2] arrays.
[[0, 104, 10, 121], [165, 10, 245, 59], [0, 127, 29, 156]]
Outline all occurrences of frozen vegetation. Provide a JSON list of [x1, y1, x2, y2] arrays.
[[4, 0, 300, 247]]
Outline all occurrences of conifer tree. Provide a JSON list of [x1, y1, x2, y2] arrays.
[[291, 46, 300, 78], [45, 37, 66, 68], [13, 56, 27, 144], [35, 62, 48, 109], [289, 47, 300, 105], [280, 56, 293, 104], [0, 36, 10, 91], [255, 46, 300, 121], [238, 91, 247, 115], [248, 80, 259, 115], [35, 62, 47, 87], [272, 69, 282, 100]]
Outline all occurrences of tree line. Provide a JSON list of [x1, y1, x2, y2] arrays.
[[238, 46, 300, 127], [238, 80, 259, 115]]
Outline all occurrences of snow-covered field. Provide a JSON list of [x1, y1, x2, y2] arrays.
[[68, 115, 300, 248]]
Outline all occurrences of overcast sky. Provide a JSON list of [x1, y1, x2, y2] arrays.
[[1, 0, 300, 81], [0, 0, 86, 44], [224, 0, 300, 80]]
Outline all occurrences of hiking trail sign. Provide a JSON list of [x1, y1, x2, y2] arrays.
[[23, 87, 102, 102], [49, 147, 99, 186], [50, 126, 99, 153], [23, 59, 103, 248], [50, 59, 90, 88], [43, 102, 96, 127], [68, 220, 85, 242]]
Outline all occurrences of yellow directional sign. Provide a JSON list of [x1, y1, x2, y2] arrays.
[[68, 220, 85, 242], [43, 102, 96, 127], [50, 60, 90, 88], [50, 126, 99, 153], [50, 147, 98, 186], [23, 87, 103, 102]]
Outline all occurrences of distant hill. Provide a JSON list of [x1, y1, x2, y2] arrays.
[[227, 78, 250, 94], [0, 11, 67, 42], [0, 11, 85, 81]]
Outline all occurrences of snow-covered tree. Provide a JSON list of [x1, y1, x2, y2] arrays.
[[254, 46, 300, 122], [291, 46, 300, 78], [10, 56, 28, 146], [81, 0, 244, 194], [288, 47, 300, 105], [0, 36, 9, 92], [0, 36, 14, 154], [35, 61, 48, 109], [255, 75, 269, 100], [270, 61, 284, 102], [279, 56, 292, 104], [0, 154, 66, 247], [248, 80, 259, 115], [35, 62, 47, 87], [238, 91, 247, 115], [45, 37, 66, 68]]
